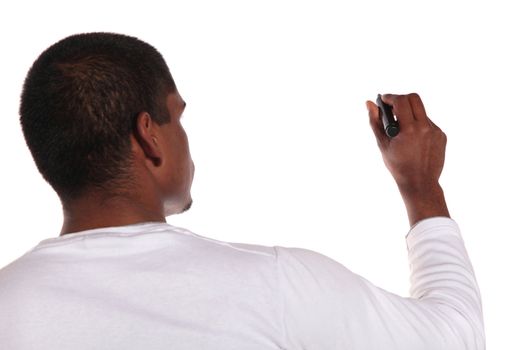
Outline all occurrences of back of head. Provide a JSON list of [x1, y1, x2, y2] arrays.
[[20, 32, 176, 203]]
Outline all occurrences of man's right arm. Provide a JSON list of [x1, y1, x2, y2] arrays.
[[368, 93, 485, 344], [276, 94, 485, 349]]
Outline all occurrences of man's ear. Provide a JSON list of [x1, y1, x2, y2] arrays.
[[133, 112, 163, 167]]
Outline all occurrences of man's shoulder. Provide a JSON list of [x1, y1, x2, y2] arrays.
[[0, 253, 44, 319]]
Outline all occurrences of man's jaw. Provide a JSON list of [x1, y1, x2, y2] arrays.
[[164, 197, 193, 217]]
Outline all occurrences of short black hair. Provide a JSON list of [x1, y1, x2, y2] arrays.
[[20, 32, 176, 202]]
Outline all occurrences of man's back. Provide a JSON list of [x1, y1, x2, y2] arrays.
[[0, 219, 483, 349], [0, 222, 282, 349]]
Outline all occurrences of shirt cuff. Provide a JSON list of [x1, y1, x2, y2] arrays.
[[405, 216, 461, 249]]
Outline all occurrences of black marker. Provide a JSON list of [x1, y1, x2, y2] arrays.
[[376, 94, 399, 138]]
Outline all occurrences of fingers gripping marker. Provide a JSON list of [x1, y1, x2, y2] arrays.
[[376, 94, 400, 138]]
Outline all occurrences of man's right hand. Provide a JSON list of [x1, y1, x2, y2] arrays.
[[366, 93, 450, 227]]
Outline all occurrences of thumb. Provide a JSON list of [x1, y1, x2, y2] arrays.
[[366, 100, 387, 148]]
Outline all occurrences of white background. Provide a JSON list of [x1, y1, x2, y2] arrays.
[[1, 0, 523, 348]]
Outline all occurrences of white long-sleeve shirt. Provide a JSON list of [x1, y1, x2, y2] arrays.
[[0, 217, 484, 349]]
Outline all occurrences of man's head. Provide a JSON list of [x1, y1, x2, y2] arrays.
[[20, 32, 193, 216]]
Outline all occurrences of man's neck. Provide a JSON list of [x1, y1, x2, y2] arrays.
[[60, 191, 165, 236]]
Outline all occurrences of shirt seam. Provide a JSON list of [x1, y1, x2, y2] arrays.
[[32, 225, 189, 251], [32, 225, 277, 259]]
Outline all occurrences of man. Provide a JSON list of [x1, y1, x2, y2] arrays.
[[0, 32, 484, 349]]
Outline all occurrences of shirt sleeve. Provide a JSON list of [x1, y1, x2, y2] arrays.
[[274, 217, 485, 350]]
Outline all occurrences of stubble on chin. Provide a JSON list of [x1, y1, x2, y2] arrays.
[[164, 197, 193, 217], [181, 198, 193, 213]]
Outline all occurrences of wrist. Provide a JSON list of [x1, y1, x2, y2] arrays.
[[397, 181, 444, 200], [398, 183, 450, 227]]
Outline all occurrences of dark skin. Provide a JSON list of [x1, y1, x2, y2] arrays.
[[367, 93, 450, 227], [60, 90, 194, 235], [60, 91, 446, 235]]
